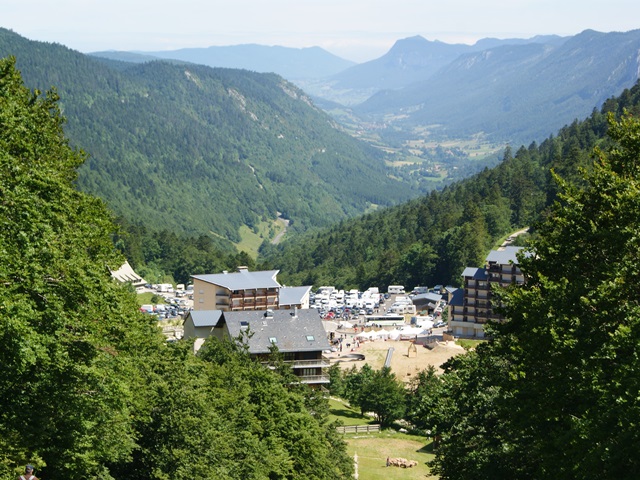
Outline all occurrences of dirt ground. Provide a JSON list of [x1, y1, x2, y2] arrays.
[[327, 330, 466, 381]]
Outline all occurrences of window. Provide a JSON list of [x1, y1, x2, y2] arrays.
[[306, 335, 315, 341], [269, 337, 277, 344]]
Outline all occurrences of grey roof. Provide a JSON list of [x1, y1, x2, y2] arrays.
[[279, 285, 312, 306], [185, 310, 224, 328], [461, 267, 488, 280], [413, 292, 443, 303], [486, 246, 524, 265], [191, 269, 280, 291], [223, 309, 331, 354], [448, 288, 464, 307]]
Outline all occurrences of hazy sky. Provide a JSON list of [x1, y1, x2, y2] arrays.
[[3, 0, 640, 62]]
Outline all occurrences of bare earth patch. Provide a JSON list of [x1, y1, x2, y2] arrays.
[[329, 334, 466, 380]]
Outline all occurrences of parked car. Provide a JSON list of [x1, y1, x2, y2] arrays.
[[434, 321, 447, 328]]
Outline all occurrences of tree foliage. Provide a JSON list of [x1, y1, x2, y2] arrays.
[[0, 56, 353, 480], [427, 112, 640, 479], [262, 80, 640, 289], [0, 28, 415, 243]]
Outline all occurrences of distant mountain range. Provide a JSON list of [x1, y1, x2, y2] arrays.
[[93, 30, 640, 145], [326, 34, 567, 91], [354, 29, 640, 143], [0, 28, 415, 244], [91, 44, 356, 81]]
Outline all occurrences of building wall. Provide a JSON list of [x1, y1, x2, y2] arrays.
[[193, 278, 227, 311], [453, 252, 524, 338]]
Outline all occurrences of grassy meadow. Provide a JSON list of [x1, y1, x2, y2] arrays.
[[330, 398, 438, 479]]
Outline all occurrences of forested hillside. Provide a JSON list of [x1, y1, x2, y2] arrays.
[[0, 56, 353, 480], [426, 112, 640, 480], [260, 81, 640, 289], [0, 28, 415, 243]]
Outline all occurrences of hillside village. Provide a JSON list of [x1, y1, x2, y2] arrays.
[[4, 20, 640, 478], [116, 244, 525, 386]]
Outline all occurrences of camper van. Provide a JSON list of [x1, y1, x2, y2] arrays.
[[387, 285, 405, 295]]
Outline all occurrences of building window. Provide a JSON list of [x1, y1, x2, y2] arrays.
[[306, 335, 315, 341], [269, 337, 277, 344]]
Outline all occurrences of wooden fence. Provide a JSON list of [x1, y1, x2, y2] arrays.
[[336, 424, 381, 434]]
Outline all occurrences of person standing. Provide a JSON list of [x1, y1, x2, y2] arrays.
[[19, 464, 38, 480]]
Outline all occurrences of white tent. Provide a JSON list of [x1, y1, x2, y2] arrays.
[[355, 329, 387, 341], [415, 319, 434, 330], [387, 329, 403, 340], [401, 326, 428, 336], [339, 320, 354, 329], [374, 329, 390, 339], [355, 330, 376, 340]]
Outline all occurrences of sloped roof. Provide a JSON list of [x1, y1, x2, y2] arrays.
[[412, 292, 443, 303], [486, 246, 524, 265], [185, 310, 224, 328], [461, 267, 488, 280], [448, 288, 464, 307], [279, 285, 312, 306], [223, 309, 331, 354], [191, 269, 280, 291], [110, 260, 146, 285]]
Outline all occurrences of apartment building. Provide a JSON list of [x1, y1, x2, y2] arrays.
[[449, 246, 525, 338], [191, 267, 281, 311], [183, 308, 331, 387]]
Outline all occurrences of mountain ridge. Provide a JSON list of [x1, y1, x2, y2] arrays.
[[354, 29, 640, 143], [91, 43, 356, 81], [0, 28, 415, 244]]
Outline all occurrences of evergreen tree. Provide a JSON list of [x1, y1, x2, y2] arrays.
[[429, 112, 640, 479]]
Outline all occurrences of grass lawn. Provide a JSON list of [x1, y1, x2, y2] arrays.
[[347, 432, 437, 480], [329, 398, 438, 479], [455, 338, 485, 351], [136, 292, 158, 306]]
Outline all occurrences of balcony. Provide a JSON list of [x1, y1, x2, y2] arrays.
[[298, 374, 330, 384], [262, 358, 330, 368], [289, 358, 331, 369]]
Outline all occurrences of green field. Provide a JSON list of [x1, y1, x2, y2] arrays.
[[347, 432, 437, 480], [330, 398, 438, 479], [455, 338, 485, 351], [234, 217, 287, 258]]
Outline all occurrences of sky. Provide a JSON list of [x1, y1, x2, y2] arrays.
[[3, 0, 640, 62]]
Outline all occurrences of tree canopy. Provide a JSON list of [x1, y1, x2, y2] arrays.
[[427, 112, 640, 479], [0, 56, 353, 480], [261, 80, 640, 290]]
